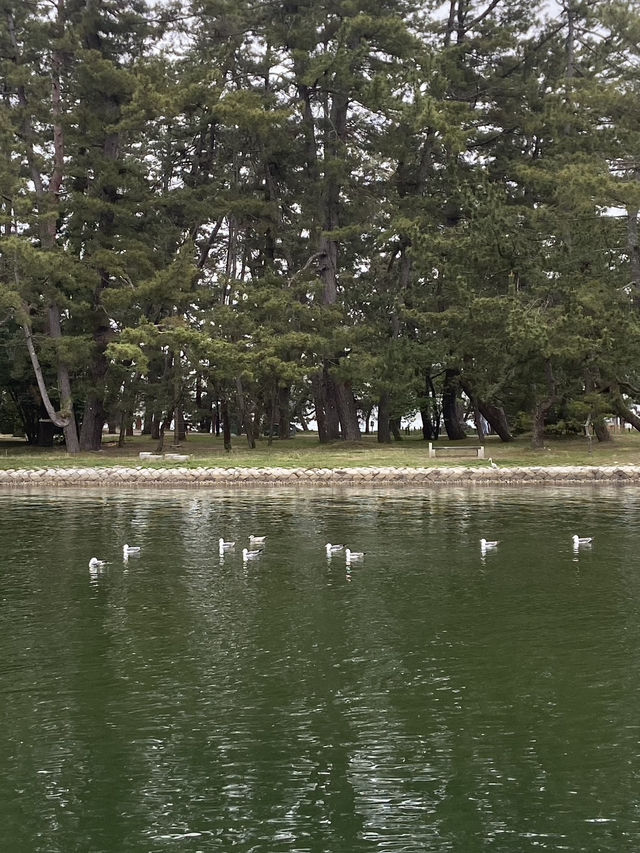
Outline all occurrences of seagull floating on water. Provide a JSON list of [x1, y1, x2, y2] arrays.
[[326, 543, 345, 555], [480, 538, 499, 549], [249, 535, 266, 545], [219, 537, 235, 554], [242, 548, 262, 561], [123, 544, 141, 557], [89, 557, 106, 569], [345, 548, 364, 563], [572, 534, 593, 546]]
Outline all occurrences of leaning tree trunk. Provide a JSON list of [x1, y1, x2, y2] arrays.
[[442, 369, 467, 440], [459, 378, 513, 442], [21, 314, 80, 453], [610, 387, 640, 432], [477, 399, 512, 442]]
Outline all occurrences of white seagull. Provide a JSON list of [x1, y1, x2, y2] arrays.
[[123, 544, 141, 557], [345, 548, 364, 564], [242, 548, 262, 561], [326, 543, 345, 555], [219, 537, 235, 555], [480, 538, 499, 549], [572, 534, 593, 546], [249, 535, 267, 545], [89, 557, 106, 569]]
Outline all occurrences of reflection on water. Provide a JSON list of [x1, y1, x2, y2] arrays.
[[1, 486, 640, 852]]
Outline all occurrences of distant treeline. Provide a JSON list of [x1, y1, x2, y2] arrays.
[[1, 0, 640, 451]]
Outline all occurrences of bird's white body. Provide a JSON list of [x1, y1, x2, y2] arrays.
[[242, 548, 262, 561], [249, 535, 266, 545], [89, 557, 106, 569], [488, 458, 498, 469], [219, 537, 235, 554], [123, 544, 141, 556], [480, 538, 499, 549], [572, 535, 593, 546], [326, 543, 345, 554], [345, 548, 364, 563]]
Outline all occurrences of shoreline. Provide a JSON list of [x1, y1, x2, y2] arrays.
[[1, 464, 640, 487]]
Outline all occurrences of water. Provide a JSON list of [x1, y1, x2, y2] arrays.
[[0, 486, 639, 852]]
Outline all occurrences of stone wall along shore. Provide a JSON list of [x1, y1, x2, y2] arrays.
[[1, 464, 640, 487]]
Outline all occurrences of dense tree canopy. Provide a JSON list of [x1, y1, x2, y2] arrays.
[[1, 0, 639, 450]]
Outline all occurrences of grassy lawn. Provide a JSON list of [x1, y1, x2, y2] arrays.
[[1, 429, 640, 469]]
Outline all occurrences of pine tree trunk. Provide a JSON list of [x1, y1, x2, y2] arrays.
[[312, 372, 329, 443], [221, 398, 232, 451], [377, 392, 391, 443], [363, 404, 373, 435], [459, 379, 513, 442], [583, 369, 612, 442], [79, 392, 106, 451], [176, 409, 186, 442], [442, 369, 467, 440], [593, 417, 611, 442], [21, 313, 80, 453], [478, 400, 512, 442], [532, 403, 548, 448], [313, 367, 341, 443], [420, 406, 436, 440], [118, 412, 126, 448], [151, 413, 161, 441], [532, 397, 557, 448], [610, 389, 640, 432], [335, 378, 361, 441], [277, 385, 290, 439]]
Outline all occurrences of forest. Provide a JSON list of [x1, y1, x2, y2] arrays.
[[1, 0, 640, 452]]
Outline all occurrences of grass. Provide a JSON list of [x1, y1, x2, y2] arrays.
[[1, 429, 640, 470]]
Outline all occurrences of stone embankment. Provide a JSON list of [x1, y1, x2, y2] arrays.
[[1, 465, 640, 487]]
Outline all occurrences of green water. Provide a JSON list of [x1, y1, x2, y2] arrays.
[[1, 486, 639, 852]]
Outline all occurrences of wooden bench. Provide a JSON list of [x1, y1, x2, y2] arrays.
[[428, 442, 485, 459]]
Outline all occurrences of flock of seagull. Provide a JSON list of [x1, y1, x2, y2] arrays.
[[90, 532, 594, 572], [480, 534, 593, 555], [89, 530, 594, 573], [89, 544, 141, 571], [220, 537, 365, 564], [88, 536, 366, 573]]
